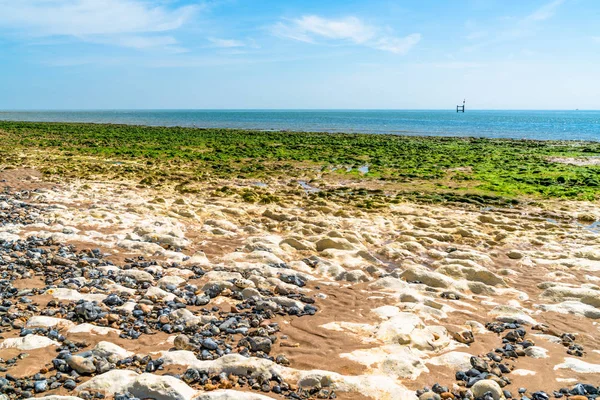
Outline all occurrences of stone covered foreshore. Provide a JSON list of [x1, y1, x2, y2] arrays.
[[2, 169, 600, 400]]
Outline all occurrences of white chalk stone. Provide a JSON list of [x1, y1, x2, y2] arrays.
[[26, 316, 75, 330], [512, 369, 536, 376], [554, 358, 600, 373], [76, 370, 139, 394], [0, 335, 60, 350], [68, 323, 121, 335]]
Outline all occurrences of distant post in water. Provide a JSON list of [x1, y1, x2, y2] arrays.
[[457, 99, 465, 113]]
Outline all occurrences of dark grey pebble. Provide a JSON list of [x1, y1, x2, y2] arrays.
[[34, 380, 48, 393]]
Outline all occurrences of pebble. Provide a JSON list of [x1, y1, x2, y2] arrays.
[[34, 380, 48, 393], [66, 355, 97, 374], [202, 338, 219, 350], [247, 336, 272, 353], [420, 392, 442, 400], [472, 380, 504, 400], [174, 334, 192, 350], [471, 356, 490, 372], [63, 380, 77, 390], [532, 392, 549, 400]]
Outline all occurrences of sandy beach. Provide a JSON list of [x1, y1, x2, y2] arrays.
[[2, 151, 600, 400]]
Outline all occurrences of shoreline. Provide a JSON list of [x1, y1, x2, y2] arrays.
[[1, 117, 599, 143], [0, 109, 598, 141]]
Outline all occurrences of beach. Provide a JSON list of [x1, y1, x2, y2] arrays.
[[2, 122, 600, 400]]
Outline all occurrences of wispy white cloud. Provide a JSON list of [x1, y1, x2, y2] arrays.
[[272, 15, 420, 55], [44, 55, 134, 67], [372, 34, 422, 55], [83, 35, 189, 52], [462, 0, 567, 52], [208, 37, 246, 48], [526, 0, 565, 22], [0, 0, 199, 51], [117, 36, 179, 50], [276, 16, 375, 44], [505, 0, 566, 39], [431, 61, 486, 69]]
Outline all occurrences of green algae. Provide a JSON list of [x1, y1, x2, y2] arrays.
[[1, 121, 600, 201]]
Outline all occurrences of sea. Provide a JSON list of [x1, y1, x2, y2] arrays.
[[0, 110, 599, 141]]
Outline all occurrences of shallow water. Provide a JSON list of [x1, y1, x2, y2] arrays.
[[298, 180, 320, 193], [1, 110, 599, 141], [583, 220, 600, 233]]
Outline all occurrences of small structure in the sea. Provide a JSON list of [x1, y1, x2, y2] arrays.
[[457, 99, 465, 113]]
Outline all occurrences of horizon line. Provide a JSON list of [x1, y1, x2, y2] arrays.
[[0, 108, 598, 112]]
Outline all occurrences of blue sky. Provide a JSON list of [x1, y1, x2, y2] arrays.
[[0, 0, 598, 109]]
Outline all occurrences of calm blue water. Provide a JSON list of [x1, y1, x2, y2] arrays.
[[0, 110, 599, 141]]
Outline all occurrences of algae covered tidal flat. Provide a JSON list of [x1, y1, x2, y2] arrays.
[[1, 121, 600, 202]]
